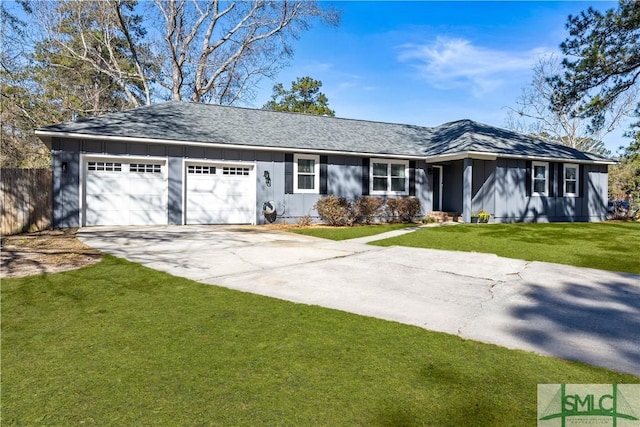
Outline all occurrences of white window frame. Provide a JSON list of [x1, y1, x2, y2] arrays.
[[293, 153, 320, 194], [531, 161, 549, 196], [370, 158, 409, 195], [563, 163, 579, 197]]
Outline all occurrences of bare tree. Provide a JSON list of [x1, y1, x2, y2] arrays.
[[153, 0, 339, 104], [1, 3, 52, 167], [28, 0, 154, 110], [505, 55, 637, 155]]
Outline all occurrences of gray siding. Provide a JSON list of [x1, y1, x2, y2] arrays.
[[471, 160, 496, 215], [50, 136, 607, 227], [327, 156, 362, 198], [167, 157, 183, 225], [415, 161, 431, 214], [492, 159, 607, 222], [52, 146, 81, 228], [53, 138, 430, 226], [441, 161, 463, 214], [586, 164, 608, 221]]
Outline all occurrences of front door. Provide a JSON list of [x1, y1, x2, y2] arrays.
[[432, 166, 443, 211]]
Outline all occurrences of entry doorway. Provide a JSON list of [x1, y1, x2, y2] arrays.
[[432, 166, 443, 211]]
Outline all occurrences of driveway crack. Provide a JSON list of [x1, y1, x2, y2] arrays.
[[456, 279, 502, 336]]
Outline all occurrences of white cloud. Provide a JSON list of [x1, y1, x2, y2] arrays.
[[398, 37, 553, 97]]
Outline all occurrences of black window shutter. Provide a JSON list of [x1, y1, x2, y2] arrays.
[[319, 155, 328, 195], [362, 158, 370, 196], [557, 163, 564, 197], [579, 164, 585, 197], [549, 163, 555, 197], [284, 153, 294, 194], [525, 161, 532, 197], [409, 160, 416, 196]]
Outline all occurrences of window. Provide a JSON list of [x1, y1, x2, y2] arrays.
[[223, 166, 250, 176], [87, 161, 122, 172], [130, 163, 162, 173], [294, 154, 319, 193], [531, 161, 548, 195], [371, 159, 408, 194], [564, 163, 579, 196], [187, 165, 216, 174]]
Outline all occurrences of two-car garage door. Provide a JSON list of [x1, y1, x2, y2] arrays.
[[83, 158, 255, 226]]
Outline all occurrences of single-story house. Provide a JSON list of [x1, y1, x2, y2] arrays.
[[35, 101, 613, 227]]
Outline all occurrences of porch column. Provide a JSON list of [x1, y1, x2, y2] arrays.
[[463, 158, 472, 223]]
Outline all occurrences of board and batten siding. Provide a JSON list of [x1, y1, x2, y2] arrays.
[[50, 137, 430, 227], [492, 158, 607, 222]]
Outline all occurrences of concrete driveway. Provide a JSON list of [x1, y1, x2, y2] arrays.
[[78, 225, 640, 377]]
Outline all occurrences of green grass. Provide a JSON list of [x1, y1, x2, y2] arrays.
[[3, 256, 637, 426], [291, 223, 413, 240], [368, 222, 640, 274]]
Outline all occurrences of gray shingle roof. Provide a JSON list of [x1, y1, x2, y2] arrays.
[[38, 101, 611, 162]]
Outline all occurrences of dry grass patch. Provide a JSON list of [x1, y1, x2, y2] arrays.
[[1, 228, 101, 278]]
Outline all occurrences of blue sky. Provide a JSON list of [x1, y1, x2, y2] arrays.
[[243, 1, 628, 153]]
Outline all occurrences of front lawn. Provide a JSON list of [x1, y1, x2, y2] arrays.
[[369, 222, 640, 274], [3, 256, 637, 426]]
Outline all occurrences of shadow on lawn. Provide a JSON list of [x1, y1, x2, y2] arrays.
[[510, 275, 640, 376]]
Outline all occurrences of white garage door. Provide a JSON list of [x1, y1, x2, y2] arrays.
[[185, 164, 255, 224], [84, 159, 168, 226]]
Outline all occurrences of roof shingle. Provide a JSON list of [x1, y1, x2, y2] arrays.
[[38, 101, 611, 162]]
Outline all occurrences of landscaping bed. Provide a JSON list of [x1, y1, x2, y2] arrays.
[[0, 228, 101, 278]]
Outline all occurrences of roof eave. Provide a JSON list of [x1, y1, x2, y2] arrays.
[[425, 150, 615, 165], [34, 130, 427, 160]]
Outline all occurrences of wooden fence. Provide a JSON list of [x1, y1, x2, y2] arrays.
[[1, 168, 52, 235]]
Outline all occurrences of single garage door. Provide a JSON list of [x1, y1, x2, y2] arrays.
[[185, 163, 255, 224], [84, 159, 168, 226]]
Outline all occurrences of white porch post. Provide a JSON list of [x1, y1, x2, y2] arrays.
[[463, 158, 472, 222]]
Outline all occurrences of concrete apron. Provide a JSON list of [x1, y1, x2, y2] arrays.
[[78, 225, 640, 377]]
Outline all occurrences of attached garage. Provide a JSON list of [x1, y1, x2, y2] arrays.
[[184, 162, 256, 224], [83, 157, 168, 226]]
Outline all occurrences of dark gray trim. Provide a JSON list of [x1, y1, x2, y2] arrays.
[[549, 162, 555, 197], [320, 155, 328, 195], [525, 160, 532, 197], [557, 163, 564, 197], [579, 164, 585, 198], [361, 158, 370, 195], [409, 160, 416, 196], [284, 153, 293, 194]]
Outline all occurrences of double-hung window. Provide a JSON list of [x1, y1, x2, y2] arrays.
[[531, 161, 549, 196], [294, 154, 319, 193], [371, 159, 408, 194], [563, 163, 579, 197]]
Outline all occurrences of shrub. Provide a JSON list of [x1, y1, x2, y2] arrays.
[[384, 198, 400, 223], [314, 196, 354, 226], [397, 197, 422, 223], [354, 196, 384, 224], [314, 196, 421, 226], [296, 215, 313, 227], [385, 197, 421, 223]]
